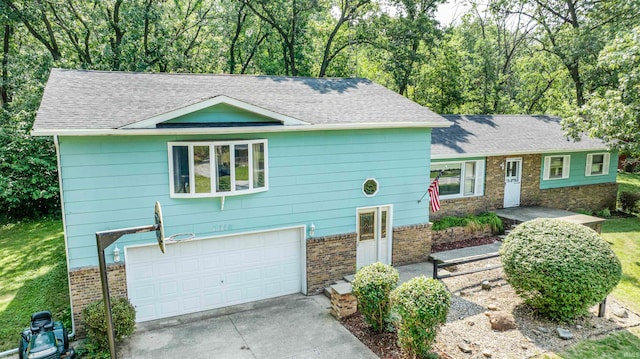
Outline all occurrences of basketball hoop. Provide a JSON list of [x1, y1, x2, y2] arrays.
[[154, 201, 165, 254], [165, 232, 196, 243]]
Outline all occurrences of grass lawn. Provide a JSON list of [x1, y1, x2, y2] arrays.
[[617, 171, 640, 194], [0, 219, 70, 352], [544, 171, 640, 358], [542, 327, 640, 359]]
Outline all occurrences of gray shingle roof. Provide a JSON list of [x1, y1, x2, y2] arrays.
[[432, 115, 607, 158], [33, 69, 449, 133]]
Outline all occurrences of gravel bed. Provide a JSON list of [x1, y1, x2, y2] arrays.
[[432, 259, 640, 358]]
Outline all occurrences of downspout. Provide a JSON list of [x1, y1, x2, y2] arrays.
[[55, 135, 76, 339]]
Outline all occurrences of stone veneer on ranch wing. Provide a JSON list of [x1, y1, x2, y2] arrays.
[[69, 223, 432, 337], [431, 154, 618, 220]]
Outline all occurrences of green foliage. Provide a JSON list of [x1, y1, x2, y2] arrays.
[[565, 26, 640, 156], [0, 124, 60, 220], [0, 219, 71, 351], [390, 276, 450, 358], [431, 212, 503, 234], [620, 191, 640, 213], [596, 208, 612, 218], [352, 262, 399, 333], [82, 297, 136, 351], [500, 219, 622, 321], [558, 329, 640, 359]]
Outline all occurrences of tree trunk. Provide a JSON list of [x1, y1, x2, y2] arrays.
[[1, 24, 11, 107]]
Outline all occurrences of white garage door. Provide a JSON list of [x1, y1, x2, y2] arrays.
[[126, 227, 304, 322]]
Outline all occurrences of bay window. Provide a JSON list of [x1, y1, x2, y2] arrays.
[[169, 140, 268, 198]]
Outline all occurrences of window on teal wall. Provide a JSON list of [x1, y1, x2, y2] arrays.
[[586, 153, 610, 176], [543, 155, 570, 180], [168, 140, 268, 198], [430, 160, 485, 199]]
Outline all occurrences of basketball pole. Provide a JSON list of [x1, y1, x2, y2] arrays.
[[96, 224, 157, 359]]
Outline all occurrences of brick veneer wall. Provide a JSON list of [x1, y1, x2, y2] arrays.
[[68, 264, 127, 338], [391, 223, 432, 266], [432, 226, 493, 246], [306, 223, 433, 294], [306, 233, 357, 295], [538, 182, 618, 211], [431, 154, 617, 219]]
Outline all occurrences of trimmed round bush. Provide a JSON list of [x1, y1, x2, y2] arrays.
[[390, 276, 450, 358], [352, 262, 399, 332], [500, 218, 621, 321], [82, 296, 136, 350]]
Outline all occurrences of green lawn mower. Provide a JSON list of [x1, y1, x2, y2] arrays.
[[18, 311, 75, 359]]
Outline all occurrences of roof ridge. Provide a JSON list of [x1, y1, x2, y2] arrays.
[[50, 68, 370, 81]]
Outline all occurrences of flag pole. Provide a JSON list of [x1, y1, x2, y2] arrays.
[[418, 170, 443, 203]]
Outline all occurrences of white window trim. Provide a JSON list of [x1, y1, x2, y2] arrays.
[[431, 160, 485, 200], [543, 155, 571, 180], [585, 152, 610, 176], [168, 139, 268, 198]]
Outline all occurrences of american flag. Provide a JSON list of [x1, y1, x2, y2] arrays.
[[428, 178, 441, 212]]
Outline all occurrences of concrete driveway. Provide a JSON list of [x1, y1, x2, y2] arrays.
[[118, 294, 377, 359]]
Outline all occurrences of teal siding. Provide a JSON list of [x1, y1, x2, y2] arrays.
[[540, 151, 618, 189], [165, 104, 277, 124], [59, 129, 432, 268]]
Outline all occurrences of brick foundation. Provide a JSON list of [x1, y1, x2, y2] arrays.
[[432, 226, 493, 246], [68, 264, 127, 338], [431, 154, 618, 219], [306, 233, 357, 295], [538, 182, 618, 212], [391, 223, 432, 266]]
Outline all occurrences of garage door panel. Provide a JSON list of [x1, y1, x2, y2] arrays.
[[127, 227, 303, 322], [183, 296, 201, 311]]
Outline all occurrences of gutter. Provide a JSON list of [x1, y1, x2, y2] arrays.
[[430, 147, 611, 160], [31, 121, 452, 137], [0, 349, 17, 357]]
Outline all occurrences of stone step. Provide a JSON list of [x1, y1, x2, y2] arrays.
[[343, 274, 355, 283]]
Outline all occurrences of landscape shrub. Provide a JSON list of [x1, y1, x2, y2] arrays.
[[390, 276, 450, 358], [620, 191, 640, 213], [82, 297, 136, 351], [500, 219, 621, 321], [352, 262, 399, 332], [431, 212, 503, 234]]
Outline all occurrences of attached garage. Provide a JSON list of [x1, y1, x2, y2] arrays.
[[125, 226, 306, 322]]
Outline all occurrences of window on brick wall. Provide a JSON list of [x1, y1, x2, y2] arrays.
[[430, 160, 485, 199]]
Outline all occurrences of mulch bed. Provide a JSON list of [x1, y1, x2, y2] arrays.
[[342, 312, 402, 359], [342, 312, 453, 359], [340, 236, 499, 358]]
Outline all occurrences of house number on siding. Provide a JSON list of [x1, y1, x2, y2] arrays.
[[212, 224, 232, 232]]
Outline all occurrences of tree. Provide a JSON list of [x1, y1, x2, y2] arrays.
[[238, 0, 319, 76], [492, 0, 639, 106], [371, 0, 443, 96], [317, 0, 371, 77], [564, 26, 640, 156]]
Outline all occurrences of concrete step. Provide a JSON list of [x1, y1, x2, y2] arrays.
[[323, 279, 349, 298], [343, 274, 355, 283]]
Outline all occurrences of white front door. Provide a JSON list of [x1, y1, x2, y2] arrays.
[[504, 158, 522, 208], [356, 206, 392, 269], [126, 227, 304, 322]]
